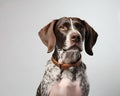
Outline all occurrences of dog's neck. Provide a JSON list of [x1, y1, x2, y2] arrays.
[[52, 48, 60, 62], [51, 56, 82, 70], [52, 46, 82, 69]]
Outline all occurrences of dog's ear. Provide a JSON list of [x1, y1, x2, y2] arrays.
[[38, 20, 57, 53], [83, 20, 98, 55]]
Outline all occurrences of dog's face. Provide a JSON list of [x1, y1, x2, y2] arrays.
[[54, 17, 85, 51], [39, 17, 98, 64]]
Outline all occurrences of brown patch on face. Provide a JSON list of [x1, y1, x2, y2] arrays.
[[38, 17, 98, 56], [54, 17, 83, 50]]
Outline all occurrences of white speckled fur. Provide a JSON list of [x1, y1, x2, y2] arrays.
[[37, 60, 89, 96]]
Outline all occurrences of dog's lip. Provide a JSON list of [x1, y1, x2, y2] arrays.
[[63, 44, 82, 51]]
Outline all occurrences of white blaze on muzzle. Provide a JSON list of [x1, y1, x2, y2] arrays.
[[64, 18, 82, 50]]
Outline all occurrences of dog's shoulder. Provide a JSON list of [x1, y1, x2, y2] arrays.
[[39, 60, 60, 96]]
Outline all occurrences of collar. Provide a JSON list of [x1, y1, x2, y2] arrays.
[[51, 57, 81, 70]]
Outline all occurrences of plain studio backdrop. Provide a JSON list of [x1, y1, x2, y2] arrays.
[[0, 0, 120, 96]]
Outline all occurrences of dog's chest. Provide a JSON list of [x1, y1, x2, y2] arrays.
[[45, 60, 83, 81], [47, 61, 83, 96], [40, 60, 89, 96], [50, 78, 82, 96]]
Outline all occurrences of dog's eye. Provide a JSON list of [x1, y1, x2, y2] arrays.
[[59, 26, 68, 31], [75, 23, 83, 29]]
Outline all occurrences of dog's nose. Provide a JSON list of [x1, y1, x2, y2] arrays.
[[71, 33, 80, 42]]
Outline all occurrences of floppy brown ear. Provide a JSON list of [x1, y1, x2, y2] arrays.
[[38, 20, 57, 53], [83, 20, 98, 55]]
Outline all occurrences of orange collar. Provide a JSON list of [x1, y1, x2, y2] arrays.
[[51, 57, 81, 70]]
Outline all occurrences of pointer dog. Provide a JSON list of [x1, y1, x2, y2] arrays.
[[36, 17, 98, 96]]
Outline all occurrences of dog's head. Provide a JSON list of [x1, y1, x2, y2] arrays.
[[39, 17, 98, 55]]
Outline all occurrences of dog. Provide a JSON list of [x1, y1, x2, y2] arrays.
[[36, 17, 98, 96]]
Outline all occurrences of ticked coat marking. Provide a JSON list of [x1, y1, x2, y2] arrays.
[[36, 17, 98, 96], [38, 60, 88, 96]]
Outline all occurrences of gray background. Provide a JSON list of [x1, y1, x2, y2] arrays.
[[0, 0, 120, 96]]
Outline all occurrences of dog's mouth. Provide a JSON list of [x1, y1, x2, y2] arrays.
[[63, 44, 82, 52]]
